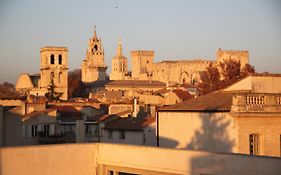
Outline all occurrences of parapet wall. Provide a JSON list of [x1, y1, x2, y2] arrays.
[[130, 50, 154, 57], [1, 143, 280, 175], [40, 46, 68, 52]]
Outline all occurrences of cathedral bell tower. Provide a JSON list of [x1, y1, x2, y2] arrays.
[[39, 46, 68, 100], [110, 39, 128, 80], [81, 27, 108, 82]]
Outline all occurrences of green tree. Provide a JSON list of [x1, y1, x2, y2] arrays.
[[45, 79, 62, 101]]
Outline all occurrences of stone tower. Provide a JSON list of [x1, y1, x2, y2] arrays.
[[81, 27, 108, 82], [39, 46, 68, 100], [110, 39, 128, 80], [216, 48, 249, 67], [131, 50, 154, 79]]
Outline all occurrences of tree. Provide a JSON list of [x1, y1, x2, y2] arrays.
[[45, 79, 62, 102], [68, 69, 85, 98], [0, 82, 21, 99], [2, 82, 14, 89], [198, 59, 255, 95], [241, 63, 255, 78], [198, 62, 221, 94]]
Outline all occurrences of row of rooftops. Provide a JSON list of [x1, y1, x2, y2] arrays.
[[87, 80, 166, 88], [18, 103, 155, 131], [158, 91, 281, 112]]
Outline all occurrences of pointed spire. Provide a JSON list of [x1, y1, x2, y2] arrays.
[[93, 25, 97, 39], [117, 38, 122, 56]]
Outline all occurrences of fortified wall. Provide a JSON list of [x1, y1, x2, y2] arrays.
[[126, 48, 249, 85]]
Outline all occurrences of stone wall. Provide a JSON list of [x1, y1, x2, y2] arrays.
[[151, 60, 211, 85]]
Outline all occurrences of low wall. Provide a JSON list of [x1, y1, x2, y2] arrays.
[[0, 144, 97, 175], [1, 143, 280, 175]]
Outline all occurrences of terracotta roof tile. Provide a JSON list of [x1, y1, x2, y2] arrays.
[[172, 89, 193, 101], [51, 105, 83, 119], [104, 117, 155, 131], [158, 91, 234, 112], [22, 108, 56, 121], [106, 80, 166, 87]]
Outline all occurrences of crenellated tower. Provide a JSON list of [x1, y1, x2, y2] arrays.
[[216, 48, 249, 67], [81, 27, 108, 82], [131, 50, 154, 79]]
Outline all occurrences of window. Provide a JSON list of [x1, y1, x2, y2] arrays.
[[58, 54, 62, 65], [50, 72, 54, 82], [249, 134, 260, 155], [120, 130, 125, 140], [58, 72, 62, 84], [50, 54, 55, 64], [61, 124, 75, 135], [277, 97, 281, 105], [42, 125, 50, 137], [108, 130, 112, 139], [94, 44, 98, 51], [85, 124, 98, 137], [31, 125, 38, 137], [182, 78, 186, 83]]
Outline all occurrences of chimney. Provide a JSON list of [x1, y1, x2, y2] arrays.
[[132, 97, 138, 117]]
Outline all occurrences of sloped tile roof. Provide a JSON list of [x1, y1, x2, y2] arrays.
[[104, 117, 155, 131], [22, 108, 56, 121], [51, 105, 83, 120], [172, 89, 193, 101], [106, 80, 166, 87], [158, 91, 235, 112]]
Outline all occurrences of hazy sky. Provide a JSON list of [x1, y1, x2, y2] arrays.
[[0, 0, 280, 83]]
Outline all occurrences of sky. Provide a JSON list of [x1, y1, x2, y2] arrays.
[[0, 0, 280, 84]]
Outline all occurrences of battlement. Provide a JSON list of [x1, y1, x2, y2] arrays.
[[40, 46, 68, 52], [216, 48, 249, 66], [159, 59, 213, 64], [131, 50, 154, 56], [217, 48, 249, 54]]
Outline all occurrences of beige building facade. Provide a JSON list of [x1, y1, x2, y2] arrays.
[[157, 75, 281, 157]]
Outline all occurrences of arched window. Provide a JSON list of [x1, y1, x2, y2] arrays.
[[58, 54, 62, 65], [50, 72, 54, 82], [58, 72, 63, 84], [182, 78, 186, 83], [94, 44, 98, 51], [50, 54, 55, 64]]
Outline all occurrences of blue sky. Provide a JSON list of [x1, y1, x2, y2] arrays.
[[0, 0, 280, 83]]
